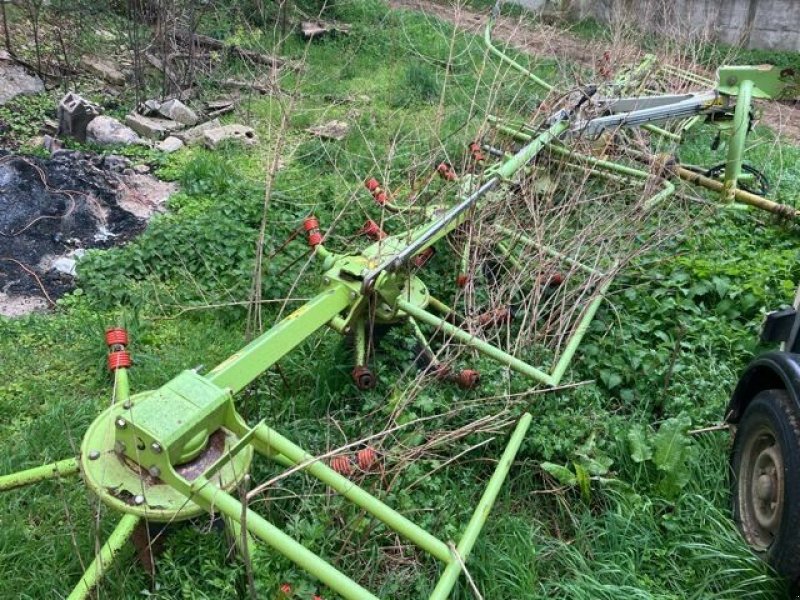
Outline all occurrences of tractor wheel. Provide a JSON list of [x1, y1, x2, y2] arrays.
[[731, 389, 800, 583]]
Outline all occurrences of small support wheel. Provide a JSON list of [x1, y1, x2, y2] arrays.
[[352, 366, 377, 390], [731, 389, 800, 582]]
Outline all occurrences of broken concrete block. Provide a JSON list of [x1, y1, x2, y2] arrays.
[[87, 116, 143, 146], [203, 124, 258, 149], [307, 119, 350, 141], [157, 98, 198, 126], [156, 136, 184, 153], [174, 118, 221, 145], [0, 60, 44, 105], [124, 113, 182, 140], [57, 92, 100, 143], [82, 56, 126, 86]]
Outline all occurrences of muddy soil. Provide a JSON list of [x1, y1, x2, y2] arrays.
[[0, 150, 175, 315]]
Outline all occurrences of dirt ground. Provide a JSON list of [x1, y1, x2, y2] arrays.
[[0, 151, 175, 316], [390, 0, 800, 144]]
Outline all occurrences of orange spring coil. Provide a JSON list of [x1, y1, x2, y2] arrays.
[[468, 141, 485, 163], [304, 216, 323, 247], [413, 247, 435, 268], [330, 455, 352, 476], [436, 162, 457, 181], [361, 219, 387, 241], [364, 177, 388, 204], [357, 447, 378, 471], [105, 327, 128, 347], [108, 350, 132, 371]]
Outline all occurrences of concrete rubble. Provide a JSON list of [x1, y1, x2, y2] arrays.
[[57, 93, 100, 143], [87, 115, 144, 146], [156, 136, 185, 153], [0, 57, 44, 105], [308, 119, 350, 141], [124, 113, 182, 140], [203, 124, 258, 149]]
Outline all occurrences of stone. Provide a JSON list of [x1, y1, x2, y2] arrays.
[[0, 60, 44, 105], [156, 136, 184, 153], [124, 113, 182, 140], [134, 164, 150, 174], [157, 98, 198, 126], [307, 119, 350, 141], [50, 256, 77, 276], [87, 115, 143, 146], [101, 154, 131, 172], [57, 92, 100, 143], [82, 56, 126, 86], [174, 118, 221, 144], [203, 124, 258, 149]]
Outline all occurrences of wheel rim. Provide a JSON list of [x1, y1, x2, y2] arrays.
[[739, 424, 784, 550]]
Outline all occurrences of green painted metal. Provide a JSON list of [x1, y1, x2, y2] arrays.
[[722, 78, 753, 203], [190, 475, 382, 600], [717, 65, 790, 99], [428, 412, 532, 600], [484, 14, 553, 92], [0, 457, 79, 491], [208, 286, 352, 392], [251, 423, 453, 563], [397, 298, 558, 386], [66, 514, 140, 600]]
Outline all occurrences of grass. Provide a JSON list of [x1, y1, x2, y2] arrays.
[[1, 0, 800, 598]]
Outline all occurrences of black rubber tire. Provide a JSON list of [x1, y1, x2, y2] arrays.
[[731, 389, 800, 582]]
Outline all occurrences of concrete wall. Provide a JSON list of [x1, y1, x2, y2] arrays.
[[514, 0, 800, 52]]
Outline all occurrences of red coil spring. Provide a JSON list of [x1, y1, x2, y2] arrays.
[[413, 247, 435, 268], [304, 216, 323, 248], [330, 455, 352, 476], [108, 350, 132, 371], [357, 447, 378, 471], [360, 219, 388, 241], [468, 141, 485, 163], [105, 327, 128, 347], [364, 177, 388, 205], [456, 369, 480, 390], [436, 162, 457, 181], [456, 273, 468, 288]]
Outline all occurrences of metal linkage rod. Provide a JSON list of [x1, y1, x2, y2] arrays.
[[190, 476, 381, 600], [251, 424, 453, 563], [429, 413, 532, 600], [397, 299, 557, 386], [67, 514, 141, 600], [0, 457, 79, 491]]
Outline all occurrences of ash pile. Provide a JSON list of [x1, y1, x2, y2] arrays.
[[0, 150, 174, 316]]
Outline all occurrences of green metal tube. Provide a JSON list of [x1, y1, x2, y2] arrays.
[[484, 18, 553, 92], [354, 318, 367, 366], [549, 278, 611, 385], [190, 476, 381, 600], [252, 425, 452, 563], [723, 78, 754, 203], [494, 120, 570, 180], [114, 367, 130, 405], [397, 299, 556, 386], [427, 296, 454, 317], [493, 225, 602, 277], [428, 413, 533, 600], [495, 241, 523, 271], [0, 457, 79, 491], [66, 514, 140, 600], [208, 286, 352, 393], [642, 123, 681, 142]]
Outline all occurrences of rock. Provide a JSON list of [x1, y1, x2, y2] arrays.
[[42, 135, 62, 154], [156, 136, 184, 153], [157, 98, 198, 126], [174, 118, 221, 145], [301, 20, 351, 39], [139, 99, 162, 116], [51, 256, 77, 276], [134, 164, 150, 174], [87, 115, 143, 146], [307, 119, 350, 141], [57, 92, 101, 143], [101, 154, 131, 172], [203, 124, 258, 149], [82, 56, 126, 86], [124, 113, 182, 140], [0, 60, 44, 105]]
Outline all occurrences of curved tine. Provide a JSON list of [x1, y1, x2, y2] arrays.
[[0, 457, 79, 492]]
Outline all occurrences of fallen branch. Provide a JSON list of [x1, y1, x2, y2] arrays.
[[174, 29, 291, 70]]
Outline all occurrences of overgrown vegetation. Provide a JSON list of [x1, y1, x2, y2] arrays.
[[1, 1, 799, 599]]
